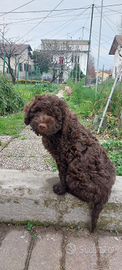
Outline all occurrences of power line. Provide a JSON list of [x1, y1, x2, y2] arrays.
[[0, 0, 34, 17], [50, 6, 90, 38], [22, 0, 64, 38], [95, 6, 117, 35], [96, 3, 122, 8], [1, 3, 122, 14], [0, 6, 91, 14], [103, 7, 122, 15]]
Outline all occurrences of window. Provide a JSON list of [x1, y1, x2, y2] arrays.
[[24, 63, 27, 71], [59, 57, 64, 64], [28, 65, 31, 72], [24, 63, 31, 72], [19, 63, 23, 72]]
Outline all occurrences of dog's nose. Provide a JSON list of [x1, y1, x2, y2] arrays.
[[38, 123, 47, 130]]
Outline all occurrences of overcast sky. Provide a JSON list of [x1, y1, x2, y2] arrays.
[[0, 0, 122, 70]]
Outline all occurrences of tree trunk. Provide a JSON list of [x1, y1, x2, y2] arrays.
[[50, 71, 62, 83], [8, 57, 16, 84]]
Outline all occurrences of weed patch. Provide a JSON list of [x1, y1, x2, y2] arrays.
[[0, 73, 24, 115], [101, 140, 122, 176]]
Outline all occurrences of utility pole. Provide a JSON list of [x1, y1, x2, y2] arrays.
[[102, 64, 104, 83], [86, 4, 94, 83], [95, 0, 103, 96]]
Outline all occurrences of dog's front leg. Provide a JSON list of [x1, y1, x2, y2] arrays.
[[53, 165, 68, 195]]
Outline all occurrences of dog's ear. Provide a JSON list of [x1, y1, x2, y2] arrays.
[[24, 94, 46, 125], [24, 101, 34, 125], [59, 99, 71, 133]]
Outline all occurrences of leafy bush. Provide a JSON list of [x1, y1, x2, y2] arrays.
[[108, 150, 122, 176], [100, 140, 122, 176], [30, 82, 59, 95], [0, 73, 24, 115]]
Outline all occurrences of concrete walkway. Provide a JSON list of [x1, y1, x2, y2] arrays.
[[0, 223, 122, 269], [0, 128, 122, 269]]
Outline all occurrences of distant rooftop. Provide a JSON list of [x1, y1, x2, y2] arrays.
[[109, 35, 122, 55], [0, 43, 32, 55]]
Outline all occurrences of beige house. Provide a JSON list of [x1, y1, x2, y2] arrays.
[[0, 44, 33, 79], [95, 71, 110, 82], [109, 35, 122, 80]]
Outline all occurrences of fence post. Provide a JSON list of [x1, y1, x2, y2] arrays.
[[25, 63, 27, 91], [39, 68, 40, 82], [30, 65, 32, 89], [3, 50, 6, 75], [17, 59, 19, 91], [36, 66, 38, 84]]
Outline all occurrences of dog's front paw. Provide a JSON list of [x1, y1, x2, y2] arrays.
[[53, 182, 67, 195]]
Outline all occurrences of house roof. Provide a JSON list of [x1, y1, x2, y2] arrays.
[[41, 39, 89, 53], [0, 43, 32, 56], [41, 39, 88, 45], [109, 35, 122, 55], [95, 71, 109, 75]]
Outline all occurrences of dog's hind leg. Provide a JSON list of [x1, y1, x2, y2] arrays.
[[91, 202, 104, 233]]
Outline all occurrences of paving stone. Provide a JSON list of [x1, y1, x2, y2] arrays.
[[65, 236, 98, 270], [29, 231, 62, 270], [98, 235, 122, 269], [0, 229, 30, 270]]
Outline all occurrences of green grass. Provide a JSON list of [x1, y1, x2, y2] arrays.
[[0, 112, 25, 137]]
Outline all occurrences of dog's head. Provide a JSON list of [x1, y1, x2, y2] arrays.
[[24, 94, 70, 136]]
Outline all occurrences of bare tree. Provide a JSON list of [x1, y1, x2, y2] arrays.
[[40, 40, 73, 83], [0, 41, 16, 84], [88, 54, 96, 77]]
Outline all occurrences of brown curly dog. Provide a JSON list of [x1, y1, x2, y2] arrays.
[[24, 94, 116, 232]]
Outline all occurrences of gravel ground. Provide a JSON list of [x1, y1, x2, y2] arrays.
[[0, 126, 54, 172]]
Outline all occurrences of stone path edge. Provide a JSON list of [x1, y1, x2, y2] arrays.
[[0, 169, 122, 232]]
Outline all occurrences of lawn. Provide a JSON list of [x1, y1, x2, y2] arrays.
[[0, 112, 25, 137]]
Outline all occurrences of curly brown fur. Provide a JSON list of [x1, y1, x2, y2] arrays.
[[24, 94, 116, 232]]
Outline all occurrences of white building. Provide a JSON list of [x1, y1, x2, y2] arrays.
[[109, 35, 122, 81], [40, 39, 89, 82]]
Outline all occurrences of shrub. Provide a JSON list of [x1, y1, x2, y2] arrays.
[[0, 73, 24, 115], [95, 80, 122, 117], [14, 79, 50, 85]]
